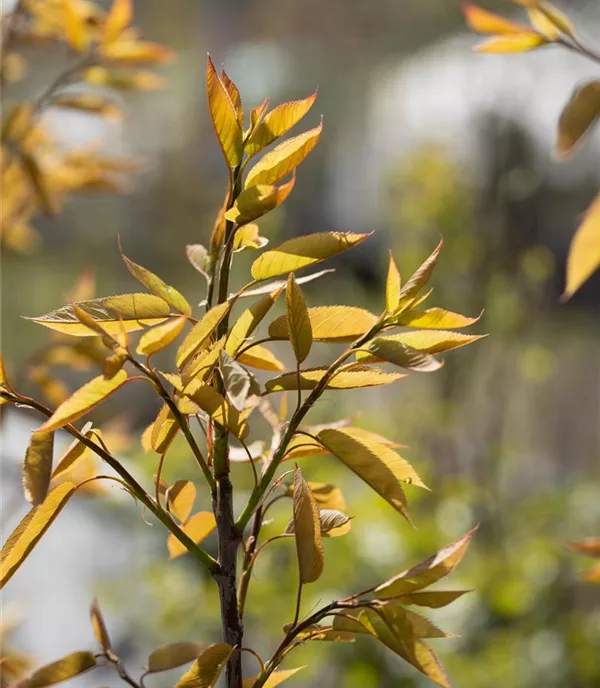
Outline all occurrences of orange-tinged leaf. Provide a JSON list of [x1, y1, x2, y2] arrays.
[[251, 232, 370, 280], [392, 307, 482, 330], [136, 316, 187, 356], [23, 430, 54, 506], [242, 667, 305, 688], [286, 273, 312, 363], [17, 652, 96, 688], [568, 537, 600, 557], [462, 4, 529, 35], [221, 69, 243, 126], [237, 346, 285, 372], [226, 289, 283, 357], [167, 480, 196, 523], [474, 32, 547, 53], [563, 192, 600, 299], [186, 384, 248, 439], [176, 302, 230, 369], [147, 642, 204, 672], [269, 306, 378, 343], [293, 467, 324, 583], [1, 483, 77, 589], [39, 371, 128, 432], [245, 120, 322, 188], [174, 643, 232, 688], [103, 0, 132, 43], [245, 90, 318, 157], [358, 339, 443, 372], [206, 56, 243, 169], [386, 253, 401, 312], [167, 512, 217, 559], [90, 598, 113, 653], [225, 176, 296, 225], [557, 80, 600, 159], [374, 527, 478, 598], [584, 562, 600, 582], [266, 366, 406, 392], [26, 294, 171, 337], [63, 2, 90, 52], [151, 405, 179, 454]]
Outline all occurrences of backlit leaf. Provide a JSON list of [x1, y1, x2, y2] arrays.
[[283, 623, 355, 642], [181, 337, 226, 389], [530, 2, 575, 39], [245, 121, 323, 188], [167, 512, 217, 559], [63, 2, 89, 52], [23, 430, 55, 506], [358, 339, 443, 372], [221, 69, 243, 126], [151, 405, 179, 454], [242, 667, 305, 688], [50, 422, 94, 483], [251, 232, 370, 280], [167, 480, 196, 523], [369, 331, 484, 356], [563, 192, 600, 299], [17, 652, 96, 688], [287, 508, 351, 537], [462, 4, 529, 34], [293, 467, 324, 584], [225, 176, 295, 225], [392, 307, 482, 330], [226, 289, 283, 356], [474, 32, 547, 53], [265, 366, 405, 392], [27, 294, 170, 337], [176, 302, 230, 369], [102, 41, 176, 64], [1, 483, 77, 589], [103, 0, 132, 43], [103, 352, 127, 379], [186, 384, 248, 439], [269, 306, 378, 343], [39, 371, 128, 432], [206, 56, 243, 169], [557, 80, 600, 159], [284, 481, 347, 511], [245, 89, 318, 157], [398, 590, 470, 609], [147, 642, 204, 673], [397, 240, 443, 305], [136, 316, 187, 356], [90, 598, 113, 653], [174, 643, 232, 688], [374, 527, 478, 598], [386, 253, 401, 312], [286, 273, 312, 363], [232, 224, 269, 252], [237, 346, 285, 372]]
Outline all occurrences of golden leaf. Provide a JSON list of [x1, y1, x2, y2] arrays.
[[285, 273, 312, 363], [358, 339, 443, 372], [176, 301, 230, 369], [151, 405, 179, 454], [392, 307, 482, 330], [293, 467, 324, 584], [563, 192, 600, 299], [167, 480, 196, 523], [102, 41, 175, 64], [181, 337, 226, 389], [232, 224, 269, 252], [17, 652, 96, 688], [174, 643, 232, 688], [287, 508, 351, 538], [269, 306, 378, 343], [90, 598, 113, 653], [386, 252, 401, 312], [529, 2, 575, 39], [147, 642, 204, 673], [167, 512, 216, 559], [185, 384, 248, 439], [225, 175, 295, 225], [206, 56, 243, 169], [242, 667, 305, 688], [361, 331, 485, 357], [63, 2, 90, 52], [474, 32, 547, 53], [397, 590, 470, 609], [226, 289, 283, 357], [237, 346, 284, 372], [136, 316, 187, 356], [265, 366, 406, 392], [557, 80, 600, 159], [103, 0, 132, 44], [462, 4, 530, 34], [396, 240, 443, 305], [23, 430, 55, 506], [221, 69, 243, 126]]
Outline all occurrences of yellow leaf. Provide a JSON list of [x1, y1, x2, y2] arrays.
[[293, 467, 324, 584], [287, 508, 351, 538], [1, 483, 77, 589], [233, 224, 269, 252], [151, 405, 179, 454], [181, 337, 226, 389], [286, 273, 312, 363], [23, 430, 55, 506], [174, 643, 232, 688], [186, 384, 248, 439], [245, 89, 318, 157], [0, 353, 14, 394], [225, 175, 296, 225], [17, 652, 96, 688], [103, 352, 127, 379], [563, 192, 600, 298], [147, 642, 204, 673], [50, 422, 93, 483], [462, 4, 530, 35], [90, 598, 113, 653], [360, 331, 484, 361], [556, 80, 600, 159], [269, 306, 378, 343], [176, 301, 230, 369], [374, 526, 478, 598], [474, 32, 548, 53], [251, 232, 370, 280], [167, 480, 196, 523], [266, 365, 406, 392], [206, 56, 243, 169], [136, 316, 187, 356], [527, 8, 560, 38], [242, 667, 305, 688], [249, 97, 269, 132], [398, 590, 470, 609], [285, 481, 347, 511], [226, 289, 283, 357], [63, 2, 89, 52], [40, 370, 128, 432], [393, 307, 482, 329], [317, 428, 426, 520], [26, 294, 171, 337], [245, 120, 322, 188], [386, 252, 401, 312], [397, 240, 443, 304], [221, 69, 243, 126], [358, 339, 443, 372], [103, 0, 132, 44], [120, 244, 190, 315], [533, 1, 576, 39], [52, 93, 122, 120], [101, 41, 175, 64], [167, 512, 216, 559], [237, 346, 285, 372]]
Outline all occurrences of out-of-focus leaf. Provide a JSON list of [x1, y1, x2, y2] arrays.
[[529, 2, 575, 39], [386, 252, 401, 312], [136, 316, 186, 356], [20, 152, 58, 215], [225, 176, 295, 225], [51, 93, 121, 120], [293, 467, 324, 584], [557, 80, 600, 159], [39, 371, 128, 432], [568, 537, 600, 557], [392, 307, 482, 330], [265, 366, 405, 392], [563, 192, 600, 299], [174, 643, 232, 688], [101, 41, 175, 64], [167, 480, 196, 523], [167, 512, 217, 559], [245, 121, 323, 188], [237, 346, 285, 372], [17, 652, 96, 688], [286, 273, 312, 364], [462, 4, 529, 34], [147, 642, 204, 673], [242, 667, 305, 688], [103, 0, 132, 43], [186, 384, 248, 439], [176, 302, 230, 369], [226, 289, 283, 356], [474, 32, 547, 52], [357, 339, 443, 372], [103, 352, 127, 379], [63, 2, 90, 52], [23, 430, 55, 506], [269, 306, 378, 343], [90, 598, 113, 653], [206, 56, 242, 169], [151, 405, 179, 454]]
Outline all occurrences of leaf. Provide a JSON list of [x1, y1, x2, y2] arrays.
[[136, 316, 187, 356], [181, 337, 226, 388], [462, 4, 530, 35], [563, 192, 600, 299], [225, 176, 296, 225], [392, 307, 482, 330], [103, 0, 132, 44], [242, 667, 305, 688], [151, 405, 179, 454], [39, 371, 128, 432], [245, 89, 318, 157], [176, 302, 230, 369], [220, 352, 252, 411], [206, 56, 243, 169], [102, 41, 175, 64], [50, 422, 94, 483], [358, 339, 443, 372], [251, 232, 370, 280], [397, 240, 443, 304], [284, 481, 347, 511], [285, 273, 312, 363], [23, 431, 54, 506], [17, 652, 96, 688], [568, 537, 600, 557], [386, 252, 401, 312], [374, 527, 478, 598], [174, 643, 232, 688], [293, 467, 324, 584], [237, 346, 285, 372], [0, 353, 14, 392], [360, 331, 484, 359], [529, 2, 575, 39], [221, 69, 243, 126], [167, 512, 217, 559], [103, 352, 127, 379], [120, 246, 191, 315], [317, 428, 426, 520], [286, 508, 351, 538], [167, 480, 196, 523], [186, 244, 210, 279], [557, 80, 600, 159], [265, 366, 406, 392], [20, 152, 58, 215], [27, 294, 171, 337], [147, 642, 204, 673], [269, 306, 378, 343], [63, 2, 89, 52], [185, 384, 248, 439], [1, 483, 77, 589], [90, 598, 113, 653], [226, 289, 283, 356], [283, 623, 355, 642], [239, 269, 334, 298], [474, 33, 548, 53], [398, 590, 470, 609], [233, 224, 269, 252]]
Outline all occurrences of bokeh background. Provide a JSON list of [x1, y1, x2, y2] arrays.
[[2, 1, 599, 687]]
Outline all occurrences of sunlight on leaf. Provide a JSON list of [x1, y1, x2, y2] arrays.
[[167, 512, 217, 559], [266, 366, 405, 392], [269, 306, 378, 343], [563, 192, 600, 299], [23, 430, 54, 506], [293, 467, 324, 583], [174, 642, 232, 688]]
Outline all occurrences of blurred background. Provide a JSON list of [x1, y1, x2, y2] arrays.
[[2, 1, 599, 687]]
